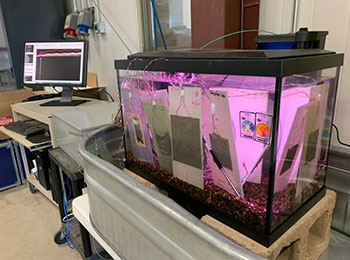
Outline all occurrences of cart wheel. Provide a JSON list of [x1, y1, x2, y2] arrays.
[[28, 183, 36, 194], [54, 230, 67, 245]]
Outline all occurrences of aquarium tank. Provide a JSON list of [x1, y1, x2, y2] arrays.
[[114, 49, 343, 246]]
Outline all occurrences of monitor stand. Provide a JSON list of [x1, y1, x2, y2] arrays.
[[40, 87, 88, 107]]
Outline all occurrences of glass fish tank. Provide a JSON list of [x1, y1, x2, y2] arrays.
[[114, 49, 343, 246]]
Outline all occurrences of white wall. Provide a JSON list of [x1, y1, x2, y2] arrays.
[[296, 0, 350, 147], [87, 0, 141, 102], [259, 0, 295, 33], [183, 0, 191, 29], [260, 0, 350, 147]]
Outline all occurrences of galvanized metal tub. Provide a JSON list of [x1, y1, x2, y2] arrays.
[[79, 124, 262, 260]]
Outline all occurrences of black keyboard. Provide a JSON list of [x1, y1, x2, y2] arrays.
[[4, 121, 45, 137]]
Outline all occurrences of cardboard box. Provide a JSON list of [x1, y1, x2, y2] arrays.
[[0, 88, 34, 140], [87, 72, 98, 88]]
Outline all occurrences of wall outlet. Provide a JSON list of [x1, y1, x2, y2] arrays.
[[94, 21, 106, 34]]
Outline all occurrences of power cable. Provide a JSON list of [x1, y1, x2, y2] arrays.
[[104, 91, 115, 102], [92, 237, 108, 259], [332, 124, 350, 148], [200, 29, 277, 49], [62, 180, 76, 249], [52, 86, 61, 93], [73, 87, 115, 102]]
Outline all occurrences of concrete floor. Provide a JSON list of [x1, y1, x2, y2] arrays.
[[0, 185, 81, 260], [319, 229, 350, 260], [1, 184, 349, 260]]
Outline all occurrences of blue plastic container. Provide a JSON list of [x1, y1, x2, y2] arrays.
[[0, 140, 21, 191], [262, 42, 296, 50]]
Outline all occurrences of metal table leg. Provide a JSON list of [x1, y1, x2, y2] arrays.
[[50, 159, 65, 221], [71, 178, 93, 258]]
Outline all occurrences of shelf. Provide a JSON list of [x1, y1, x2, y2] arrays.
[[0, 126, 51, 151], [65, 220, 110, 259], [11, 97, 106, 125], [73, 195, 121, 260], [26, 173, 57, 206]]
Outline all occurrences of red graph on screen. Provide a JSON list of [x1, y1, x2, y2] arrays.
[[38, 49, 82, 57]]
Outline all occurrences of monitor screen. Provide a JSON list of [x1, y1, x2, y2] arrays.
[[23, 41, 87, 86]]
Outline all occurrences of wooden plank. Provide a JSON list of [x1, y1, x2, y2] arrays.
[[123, 168, 157, 189]]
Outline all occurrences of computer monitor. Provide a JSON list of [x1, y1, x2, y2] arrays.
[[23, 40, 88, 106]]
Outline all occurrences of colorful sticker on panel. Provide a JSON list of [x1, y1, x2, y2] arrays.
[[169, 86, 203, 189], [255, 113, 272, 144], [240, 111, 255, 139]]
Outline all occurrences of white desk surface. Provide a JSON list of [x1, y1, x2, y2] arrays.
[[72, 194, 122, 260], [11, 97, 106, 125]]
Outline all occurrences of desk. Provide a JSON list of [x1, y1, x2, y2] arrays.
[[0, 97, 106, 204], [73, 194, 122, 260], [11, 97, 105, 148]]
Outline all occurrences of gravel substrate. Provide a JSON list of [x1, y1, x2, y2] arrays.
[[127, 152, 319, 232]]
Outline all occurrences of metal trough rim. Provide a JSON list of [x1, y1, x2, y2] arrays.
[[79, 124, 263, 260]]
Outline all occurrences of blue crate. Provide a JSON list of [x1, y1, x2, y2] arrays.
[[0, 140, 21, 191], [12, 141, 33, 183]]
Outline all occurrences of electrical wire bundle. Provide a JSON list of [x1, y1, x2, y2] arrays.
[[62, 180, 78, 249]]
